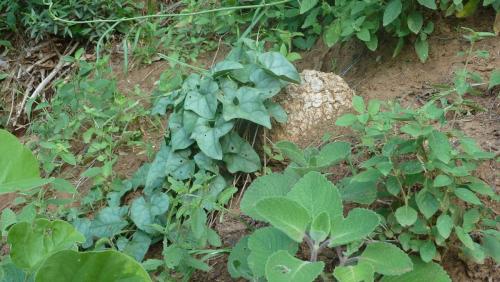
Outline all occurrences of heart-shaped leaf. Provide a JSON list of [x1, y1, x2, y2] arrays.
[[265, 250, 324, 282], [221, 132, 261, 173], [380, 257, 450, 282], [360, 242, 413, 276], [222, 86, 271, 128], [90, 207, 128, 238], [330, 208, 380, 246], [130, 193, 169, 234], [258, 52, 300, 83], [191, 117, 234, 160], [333, 262, 374, 282]]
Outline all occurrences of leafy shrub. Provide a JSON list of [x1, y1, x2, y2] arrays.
[[0, 0, 141, 41], [229, 170, 452, 281]]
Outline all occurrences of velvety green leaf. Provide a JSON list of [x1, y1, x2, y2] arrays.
[[90, 207, 128, 238], [221, 132, 261, 173], [265, 251, 324, 282], [399, 160, 424, 174], [333, 262, 374, 282], [183, 77, 219, 119], [310, 212, 331, 243], [428, 130, 451, 164], [228, 236, 252, 279], [7, 219, 85, 270], [360, 242, 413, 276], [465, 177, 494, 196], [482, 233, 500, 263], [130, 193, 169, 234], [317, 141, 351, 166], [340, 180, 378, 205], [395, 206, 418, 227], [240, 172, 298, 220], [275, 141, 307, 166], [415, 37, 429, 63], [352, 168, 382, 183], [380, 257, 450, 282], [407, 11, 424, 34], [454, 188, 482, 205], [256, 197, 311, 242], [436, 214, 453, 239], [258, 52, 300, 83], [249, 69, 282, 97], [433, 175, 452, 187], [190, 207, 207, 239], [248, 227, 299, 277], [35, 250, 151, 282], [462, 208, 480, 233], [383, 0, 402, 26], [352, 95, 365, 113], [299, 0, 319, 14], [419, 241, 436, 262], [417, 0, 437, 9], [191, 117, 234, 160], [0, 262, 33, 282], [488, 69, 500, 89], [416, 190, 439, 219], [336, 114, 358, 126], [330, 208, 380, 246], [222, 86, 271, 128], [386, 176, 402, 196], [287, 171, 343, 221], [0, 129, 44, 194], [455, 226, 475, 249]]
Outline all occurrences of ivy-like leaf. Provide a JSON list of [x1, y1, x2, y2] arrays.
[[165, 148, 195, 180], [144, 144, 170, 194], [221, 132, 261, 173], [90, 207, 128, 238], [258, 52, 300, 83], [222, 86, 271, 128], [183, 77, 219, 119], [191, 117, 234, 160], [228, 236, 253, 279], [130, 193, 169, 234]]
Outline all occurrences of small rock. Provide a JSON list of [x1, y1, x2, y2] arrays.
[[270, 70, 354, 147]]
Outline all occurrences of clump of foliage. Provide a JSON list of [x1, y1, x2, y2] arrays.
[[229, 170, 452, 281], [0, 0, 141, 41]]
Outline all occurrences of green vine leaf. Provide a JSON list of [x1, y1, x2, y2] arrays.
[[222, 86, 271, 128], [191, 117, 234, 160], [183, 77, 219, 119], [130, 193, 169, 234], [221, 132, 261, 173], [258, 52, 300, 83]]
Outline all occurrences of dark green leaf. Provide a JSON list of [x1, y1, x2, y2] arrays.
[[221, 132, 261, 173], [258, 52, 300, 83], [383, 0, 402, 26]]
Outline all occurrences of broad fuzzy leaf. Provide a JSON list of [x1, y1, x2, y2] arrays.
[[287, 171, 343, 221], [333, 262, 374, 282], [247, 227, 299, 277], [240, 172, 299, 220], [380, 257, 450, 282], [395, 206, 418, 227], [360, 242, 413, 276], [144, 144, 170, 193], [417, 0, 437, 9], [265, 251, 324, 282], [436, 214, 453, 239], [7, 219, 85, 270], [228, 236, 252, 279], [164, 148, 195, 180], [256, 197, 311, 242], [275, 141, 307, 166], [428, 130, 451, 164], [416, 190, 439, 219], [330, 208, 380, 246], [383, 0, 402, 26], [310, 212, 331, 243], [35, 250, 151, 282], [419, 241, 436, 262]]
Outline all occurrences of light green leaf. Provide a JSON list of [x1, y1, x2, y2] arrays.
[[0, 129, 44, 194], [130, 193, 169, 234], [299, 0, 319, 14], [488, 69, 500, 89], [317, 141, 351, 166], [51, 178, 77, 194], [352, 95, 365, 113], [428, 130, 451, 163], [275, 141, 307, 166], [221, 132, 261, 173], [407, 11, 424, 34], [222, 86, 271, 128], [416, 190, 439, 219], [190, 207, 207, 239], [436, 214, 453, 239], [415, 37, 429, 63], [380, 257, 450, 282], [419, 241, 436, 262], [35, 250, 151, 282], [240, 172, 298, 220], [256, 197, 311, 242], [310, 212, 331, 243], [191, 117, 234, 160], [482, 233, 500, 263], [228, 236, 252, 279], [336, 114, 358, 126], [183, 77, 219, 119], [248, 227, 299, 277], [266, 101, 288, 123], [340, 180, 378, 205], [352, 168, 382, 183], [287, 171, 343, 221], [455, 226, 475, 249], [360, 242, 413, 276], [454, 188, 482, 205], [465, 177, 494, 196], [417, 0, 437, 9], [330, 208, 380, 246], [333, 262, 374, 282], [462, 208, 480, 232], [395, 206, 418, 227], [7, 219, 85, 270], [265, 250, 324, 282], [383, 0, 402, 26], [433, 175, 452, 187], [258, 52, 300, 83]]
